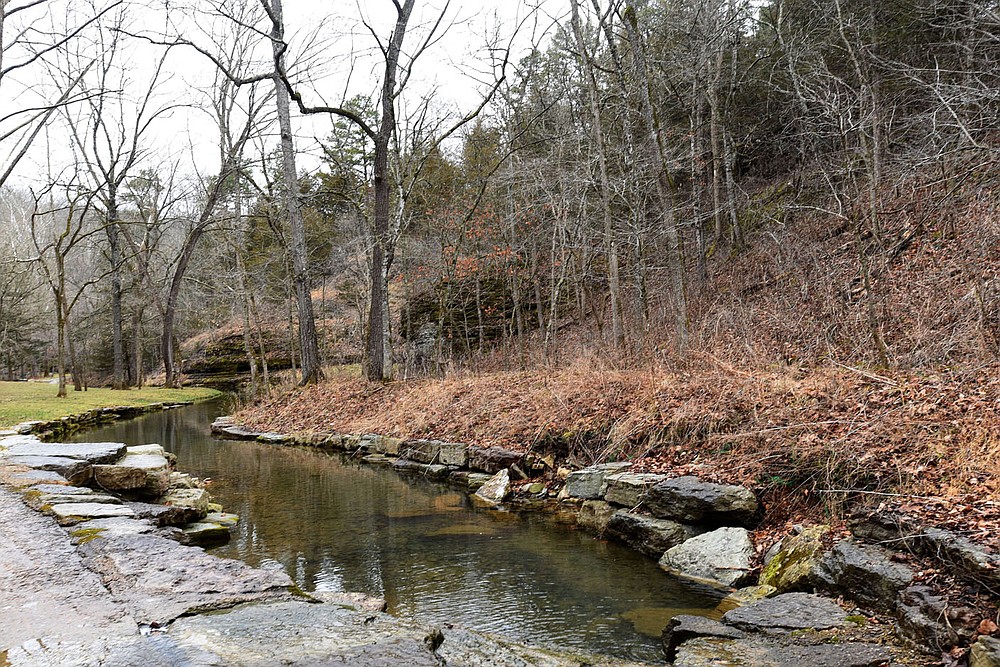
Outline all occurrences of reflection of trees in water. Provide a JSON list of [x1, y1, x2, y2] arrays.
[[72, 401, 717, 661]]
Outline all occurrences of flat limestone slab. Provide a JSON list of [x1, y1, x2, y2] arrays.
[[169, 601, 444, 667], [3, 455, 91, 485], [48, 502, 135, 525], [2, 441, 126, 464], [77, 532, 294, 625]]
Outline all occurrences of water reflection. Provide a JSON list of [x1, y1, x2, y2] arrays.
[[72, 399, 722, 662]]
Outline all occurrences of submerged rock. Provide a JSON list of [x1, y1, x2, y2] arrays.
[[660, 527, 754, 587]]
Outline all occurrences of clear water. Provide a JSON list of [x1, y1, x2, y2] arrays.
[[72, 399, 722, 663]]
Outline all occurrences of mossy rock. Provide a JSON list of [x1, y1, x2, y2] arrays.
[[759, 525, 830, 592]]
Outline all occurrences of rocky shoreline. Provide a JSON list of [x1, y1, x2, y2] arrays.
[[0, 416, 662, 666], [212, 417, 1000, 666]]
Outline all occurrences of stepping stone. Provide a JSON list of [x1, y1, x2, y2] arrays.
[[48, 502, 135, 525], [2, 441, 126, 464], [179, 522, 231, 546], [3, 455, 92, 485]]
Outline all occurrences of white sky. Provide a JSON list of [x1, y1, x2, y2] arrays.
[[0, 0, 553, 193]]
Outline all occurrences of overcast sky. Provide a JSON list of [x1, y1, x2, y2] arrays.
[[0, 0, 553, 192]]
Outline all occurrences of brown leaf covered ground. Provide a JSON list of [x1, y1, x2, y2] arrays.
[[236, 359, 1000, 547]]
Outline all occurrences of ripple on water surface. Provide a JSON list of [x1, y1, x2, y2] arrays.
[[72, 400, 723, 663]]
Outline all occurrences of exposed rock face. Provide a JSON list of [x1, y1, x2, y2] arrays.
[[759, 525, 830, 592], [811, 540, 913, 609], [721, 592, 848, 632], [659, 527, 754, 587], [605, 511, 692, 558], [577, 500, 616, 534], [473, 468, 511, 505], [564, 462, 632, 499], [437, 442, 468, 467], [971, 636, 1000, 667], [603, 472, 666, 508], [895, 585, 979, 649], [644, 476, 759, 526]]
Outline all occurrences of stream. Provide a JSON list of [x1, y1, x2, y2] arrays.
[[71, 398, 721, 663]]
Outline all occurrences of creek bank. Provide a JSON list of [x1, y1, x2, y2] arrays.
[[5, 400, 196, 441], [214, 418, 1000, 663], [0, 428, 659, 666]]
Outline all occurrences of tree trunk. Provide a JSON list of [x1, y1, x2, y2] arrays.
[[365, 0, 415, 381], [270, 0, 322, 385], [624, 6, 688, 351], [571, 0, 624, 349], [106, 191, 126, 389]]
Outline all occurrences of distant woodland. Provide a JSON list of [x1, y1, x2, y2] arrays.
[[2, 0, 999, 393]]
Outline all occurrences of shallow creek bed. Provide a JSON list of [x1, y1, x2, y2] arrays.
[[1, 402, 997, 665]]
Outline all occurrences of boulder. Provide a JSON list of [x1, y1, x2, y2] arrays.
[[605, 511, 691, 558], [564, 462, 632, 500], [895, 585, 979, 648], [759, 525, 830, 592], [644, 476, 758, 526], [92, 464, 148, 491], [811, 540, 913, 609], [721, 592, 847, 632], [971, 636, 1000, 667], [468, 446, 523, 474], [660, 527, 754, 587], [662, 614, 745, 661], [473, 469, 511, 505], [603, 472, 666, 508], [577, 500, 616, 534], [128, 502, 205, 527], [374, 436, 403, 456]]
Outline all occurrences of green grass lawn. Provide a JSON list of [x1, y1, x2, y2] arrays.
[[0, 382, 221, 428]]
